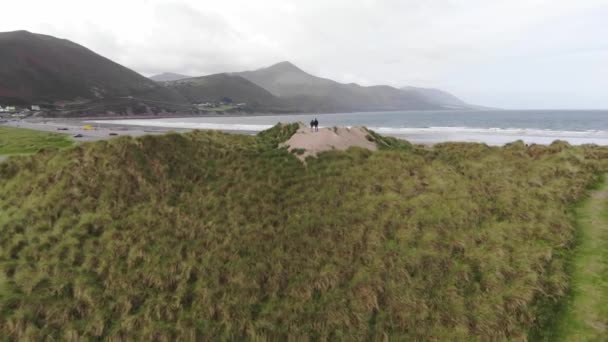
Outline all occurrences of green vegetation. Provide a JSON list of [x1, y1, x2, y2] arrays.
[[205, 105, 238, 112], [0, 126, 73, 156], [546, 175, 608, 340], [0, 31, 189, 116], [0, 126, 607, 340], [366, 129, 413, 151]]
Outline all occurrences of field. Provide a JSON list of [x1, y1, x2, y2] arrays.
[[0, 124, 607, 339], [0, 126, 73, 155]]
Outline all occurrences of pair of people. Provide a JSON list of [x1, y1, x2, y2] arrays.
[[310, 118, 319, 132]]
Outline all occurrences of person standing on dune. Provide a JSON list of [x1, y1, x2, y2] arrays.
[[314, 118, 319, 132], [310, 119, 314, 131]]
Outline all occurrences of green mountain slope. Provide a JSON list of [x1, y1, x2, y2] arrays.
[[0, 127, 606, 340], [0, 30, 189, 114]]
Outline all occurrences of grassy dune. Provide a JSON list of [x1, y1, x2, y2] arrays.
[[0, 124, 607, 339], [0, 126, 73, 155]]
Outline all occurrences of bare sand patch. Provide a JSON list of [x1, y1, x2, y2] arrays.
[[282, 123, 377, 160]]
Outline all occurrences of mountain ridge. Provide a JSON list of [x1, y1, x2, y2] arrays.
[[150, 72, 192, 82], [0, 31, 476, 115], [234, 61, 452, 112], [401, 86, 471, 109]]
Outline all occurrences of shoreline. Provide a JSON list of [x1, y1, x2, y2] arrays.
[[4, 113, 608, 146], [0, 117, 184, 143]]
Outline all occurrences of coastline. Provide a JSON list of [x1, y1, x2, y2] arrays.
[[4, 109, 608, 146]]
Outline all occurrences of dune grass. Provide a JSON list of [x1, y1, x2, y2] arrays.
[[0, 125, 607, 339], [0, 126, 74, 155]]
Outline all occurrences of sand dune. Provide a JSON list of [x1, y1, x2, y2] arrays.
[[282, 123, 377, 160]]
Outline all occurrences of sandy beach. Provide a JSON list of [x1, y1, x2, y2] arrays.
[[0, 117, 190, 143]]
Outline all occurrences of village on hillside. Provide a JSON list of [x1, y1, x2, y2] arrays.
[[0, 104, 42, 118], [0, 99, 250, 119]]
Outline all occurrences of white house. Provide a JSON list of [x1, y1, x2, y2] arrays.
[[0, 106, 4, 112], [31, 105, 41, 111]]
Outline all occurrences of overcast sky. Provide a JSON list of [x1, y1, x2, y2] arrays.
[[2, 0, 608, 109]]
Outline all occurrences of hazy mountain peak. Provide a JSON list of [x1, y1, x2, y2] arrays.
[[233, 61, 441, 111], [264, 61, 304, 73]]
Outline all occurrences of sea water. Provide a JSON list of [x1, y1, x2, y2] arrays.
[[94, 110, 608, 146]]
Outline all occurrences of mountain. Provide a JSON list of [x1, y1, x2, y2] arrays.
[[401, 86, 470, 109], [150, 72, 191, 82], [0, 30, 190, 114], [163, 73, 290, 111], [0, 30, 476, 115], [234, 61, 442, 112], [235, 61, 318, 97]]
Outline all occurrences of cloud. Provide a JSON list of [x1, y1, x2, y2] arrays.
[[0, 0, 607, 108]]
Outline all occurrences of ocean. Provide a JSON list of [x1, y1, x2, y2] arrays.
[[93, 110, 608, 145]]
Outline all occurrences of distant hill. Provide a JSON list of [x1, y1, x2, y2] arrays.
[[163, 73, 289, 111], [400, 86, 470, 109], [234, 61, 442, 112], [150, 72, 191, 82], [0, 30, 191, 115], [158, 64, 476, 113]]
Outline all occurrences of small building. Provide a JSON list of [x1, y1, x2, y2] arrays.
[[5, 106, 16, 112], [0, 106, 4, 112], [31, 105, 41, 111]]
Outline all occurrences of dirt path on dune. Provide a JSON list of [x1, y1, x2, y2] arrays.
[[553, 175, 608, 340]]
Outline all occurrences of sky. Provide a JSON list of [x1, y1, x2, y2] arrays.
[[1, 0, 608, 109]]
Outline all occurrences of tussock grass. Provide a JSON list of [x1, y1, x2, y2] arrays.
[[0, 128, 607, 340], [0, 126, 74, 156]]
